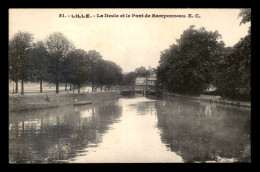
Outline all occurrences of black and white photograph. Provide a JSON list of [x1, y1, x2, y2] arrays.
[[8, 8, 251, 163]]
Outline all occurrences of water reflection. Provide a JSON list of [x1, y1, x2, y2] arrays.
[[70, 97, 182, 163], [9, 100, 122, 163], [9, 96, 250, 163], [156, 97, 251, 163]]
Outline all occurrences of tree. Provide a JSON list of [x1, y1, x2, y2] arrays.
[[9, 31, 34, 95], [65, 49, 91, 93], [102, 60, 123, 90], [27, 41, 49, 93], [238, 8, 251, 34], [61, 56, 73, 91], [87, 50, 102, 63], [87, 56, 123, 92], [236, 9, 251, 99], [121, 72, 137, 86], [214, 9, 251, 100], [135, 66, 149, 77], [45, 32, 74, 94], [157, 26, 224, 94], [87, 50, 103, 92], [9, 47, 19, 94], [214, 37, 251, 100]]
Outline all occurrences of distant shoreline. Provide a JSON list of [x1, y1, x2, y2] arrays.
[[9, 90, 251, 113], [161, 92, 251, 108], [9, 91, 121, 112]]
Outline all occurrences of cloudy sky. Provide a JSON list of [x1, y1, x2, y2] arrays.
[[9, 8, 250, 73]]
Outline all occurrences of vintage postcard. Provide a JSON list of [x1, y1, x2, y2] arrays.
[[9, 8, 251, 163]]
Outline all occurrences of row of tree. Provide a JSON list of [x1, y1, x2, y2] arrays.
[[9, 32, 123, 94], [157, 9, 251, 101]]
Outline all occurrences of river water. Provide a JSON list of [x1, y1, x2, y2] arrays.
[[9, 96, 251, 163]]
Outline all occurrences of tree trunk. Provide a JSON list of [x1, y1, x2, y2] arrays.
[[56, 71, 59, 94], [56, 82, 59, 94], [109, 85, 111, 91], [92, 83, 94, 92], [70, 84, 72, 91], [73, 84, 75, 94], [100, 85, 102, 92], [15, 81, 18, 94], [40, 79, 43, 93], [65, 83, 67, 91], [13, 81, 14, 93], [92, 106, 94, 116], [78, 84, 80, 93], [21, 80, 24, 95]]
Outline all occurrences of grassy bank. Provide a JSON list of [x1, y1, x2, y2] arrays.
[[9, 91, 121, 112], [162, 92, 251, 108]]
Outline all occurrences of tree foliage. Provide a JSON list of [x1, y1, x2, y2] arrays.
[[238, 9, 251, 25], [157, 26, 224, 94], [214, 9, 251, 100], [87, 50, 103, 89], [9, 31, 34, 94], [64, 49, 90, 93], [102, 60, 123, 86], [121, 72, 137, 86], [135, 66, 149, 77], [86, 50, 123, 90], [9, 31, 34, 82], [214, 36, 250, 100], [157, 10, 251, 100], [238, 8, 251, 34], [9, 31, 124, 94], [45, 32, 74, 93], [27, 41, 49, 82]]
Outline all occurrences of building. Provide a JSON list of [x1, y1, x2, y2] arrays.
[[134, 68, 157, 94]]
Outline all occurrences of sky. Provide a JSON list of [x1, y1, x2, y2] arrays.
[[9, 8, 250, 73]]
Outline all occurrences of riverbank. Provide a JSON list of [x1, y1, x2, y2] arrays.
[[162, 92, 251, 108], [9, 91, 122, 112]]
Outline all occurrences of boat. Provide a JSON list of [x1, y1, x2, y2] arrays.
[[73, 101, 92, 106]]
